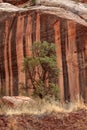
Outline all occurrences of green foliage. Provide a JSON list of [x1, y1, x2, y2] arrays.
[[23, 41, 60, 100], [49, 83, 59, 99], [0, 86, 6, 97], [31, 0, 36, 4], [23, 5, 28, 8]]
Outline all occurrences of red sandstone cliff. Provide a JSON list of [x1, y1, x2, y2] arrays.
[[0, 1, 87, 102]]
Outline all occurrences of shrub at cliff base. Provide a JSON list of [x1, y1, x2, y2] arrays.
[[22, 41, 60, 100]]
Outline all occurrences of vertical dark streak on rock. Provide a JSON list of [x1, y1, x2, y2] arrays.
[[6, 20, 10, 95], [60, 19, 70, 101], [23, 15, 28, 92], [6, 17, 17, 95], [32, 12, 36, 43], [23, 15, 28, 57], [76, 25, 86, 100], [0, 21, 6, 96], [40, 14, 56, 43], [11, 17, 18, 95]]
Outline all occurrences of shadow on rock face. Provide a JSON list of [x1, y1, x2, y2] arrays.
[[3, 0, 29, 5]]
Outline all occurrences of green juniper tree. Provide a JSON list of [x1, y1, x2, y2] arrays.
[[23, 41, 60, 100]]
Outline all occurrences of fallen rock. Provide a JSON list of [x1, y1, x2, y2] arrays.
[[1, 96, 35, 108]]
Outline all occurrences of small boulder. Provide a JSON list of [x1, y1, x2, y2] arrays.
[[1, 96, 35, 108]]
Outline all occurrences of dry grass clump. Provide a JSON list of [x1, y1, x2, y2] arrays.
[[0, 96, 86, 115], [65, 96, 86, 112]]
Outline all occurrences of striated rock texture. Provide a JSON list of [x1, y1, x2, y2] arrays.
[[0, 1, 87, 102]]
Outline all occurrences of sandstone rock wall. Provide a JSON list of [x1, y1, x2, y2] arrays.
[[0, 11, 29, 96], [0, 3, 87, 102]]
